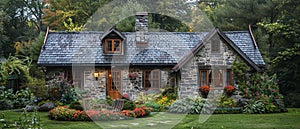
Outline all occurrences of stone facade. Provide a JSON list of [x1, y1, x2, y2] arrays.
[[178, 35, 236, 99], [79, 68, 174, 100]]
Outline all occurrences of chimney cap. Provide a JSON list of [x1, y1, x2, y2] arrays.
[[136, 12, 148, 16]]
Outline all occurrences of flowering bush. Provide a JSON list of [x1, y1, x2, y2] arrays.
[[121, 106, 152, 118], [121, 110, 136, 118], [156, 96, 175, 110], [49, 106, 129, 121], [239, 73, 286, 113], [200, 86, 210, 93], [134, 106, 152, 118], [224, 85, 235, 96], [49, 106, 76, 121]]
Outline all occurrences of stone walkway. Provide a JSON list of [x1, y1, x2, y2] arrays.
[[96, 112, 187, 129]]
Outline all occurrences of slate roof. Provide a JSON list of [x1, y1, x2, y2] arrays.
[[224, 31, 265, 66], [38, 29, 265, 68]]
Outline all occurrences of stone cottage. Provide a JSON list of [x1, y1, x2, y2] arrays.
[[38, 12, 265, 100]]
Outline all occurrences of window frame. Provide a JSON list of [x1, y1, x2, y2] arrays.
[[143, 70, 161, 90], [111, 70, 122, 91], [226, 69, 233, 86], [199, 69, 209, 86], [104, 39, 122, 54]]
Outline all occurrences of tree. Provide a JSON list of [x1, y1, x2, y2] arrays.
[[42, 0, 111, 30]]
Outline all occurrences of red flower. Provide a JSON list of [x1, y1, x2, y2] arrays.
[[200, 86, 210, 93], [224, 85, 235, 93]]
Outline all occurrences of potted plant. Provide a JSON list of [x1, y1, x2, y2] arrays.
[[224, 85, 235, 97], [199, 86, 210, 98]]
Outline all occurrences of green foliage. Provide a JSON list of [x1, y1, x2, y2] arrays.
[[144, 102, 163, 112], [0, 86, 34, 110], [122, 99, 136, 111], [214, 107, 242, 114], [0, 86, 15, 109], [240, 73, 283, 100], [69, 101, 83, 111], [134, 92, 160, 104], [60, 87, 78, 105], [285, 93, 300, 108], [232, 58, 250, 85], [46, 72, 77, 104], [239, 73, 286, 113], [1, 109, 41, 128], [218, 95, 237, 108], [105, 96, 113, 106], [168, 97, 211, 114], [243, 100, 266, 114], [0, 56, 32, 86]]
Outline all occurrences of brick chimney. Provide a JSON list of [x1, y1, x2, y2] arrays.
[[135, 12, 148, 44]]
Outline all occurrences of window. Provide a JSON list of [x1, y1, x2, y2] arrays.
[[226, 69, 233, 85], [104, 39, 122, 54], [144, 70, 160, 90], [111, 71, 121, 90], [211, 35, 220, 53], [73, 69, 83, 89], [199, 69, 209, 86]]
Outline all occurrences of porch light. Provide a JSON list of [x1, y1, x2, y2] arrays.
[[109, 74, 112, 78], [94, 72, 99, 77], [94, 72, 99, 80]]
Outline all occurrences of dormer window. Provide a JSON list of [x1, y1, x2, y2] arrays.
[[104, 39, 122, 54], [100, 26, 126, 55]]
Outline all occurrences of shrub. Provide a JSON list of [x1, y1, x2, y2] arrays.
[[0, 86, 34, 110], [46, 72, 77, 104], [69, 101, 83, 111], [105, 96, 113, 106], [134, 106, 152, 118], [168, 97, 211, 114], [121, 110, 136, 118], [50, 106, 129, 121], [156, 96, 175, 110], [14, 88, 34, 108], [243, 100, 266, 114], [214, 107, 242, 114], [239, 73, 286, 113], [218, 95, 236, 108], [49, 106, 76, 121], [122, 99, 136, 110], [144, 102, 162, 112], [134, 92, 160, 104]]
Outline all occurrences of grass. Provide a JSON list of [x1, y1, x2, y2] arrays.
[[1, 108, 300, 129]]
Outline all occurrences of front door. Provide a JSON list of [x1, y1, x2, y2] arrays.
[[107, 70, 122, 99]]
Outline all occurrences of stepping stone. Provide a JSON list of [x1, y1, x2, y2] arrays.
[[147, 123, 156, 126], [130, 123, 139, 126], [159, 121, 172, 124]]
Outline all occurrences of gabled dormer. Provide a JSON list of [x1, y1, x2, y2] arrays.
[[100, 27, 126, 55]]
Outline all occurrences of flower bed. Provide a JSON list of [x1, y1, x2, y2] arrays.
[[49, 106, 130, 121], [121, 106, 152, 118]]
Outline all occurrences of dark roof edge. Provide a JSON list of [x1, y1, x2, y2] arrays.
[[38, 63, 177, 67], [248, 24, 258, 48], [216, 28, 262, 72], [42, 27, 50, 50], [172, 28, 217, 72]]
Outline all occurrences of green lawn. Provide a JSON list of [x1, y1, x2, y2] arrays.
[[1, 108, 300, 129]]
